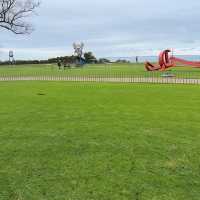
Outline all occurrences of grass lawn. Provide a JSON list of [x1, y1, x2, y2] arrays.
[[0, 63, 145, 77], [0, 82, 200, 199], [1, 63, 200, 78]]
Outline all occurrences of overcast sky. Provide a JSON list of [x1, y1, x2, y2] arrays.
[[1, 0, 200, 60]]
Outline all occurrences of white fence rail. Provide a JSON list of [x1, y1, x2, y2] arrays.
[[0, 75, 200, 84]]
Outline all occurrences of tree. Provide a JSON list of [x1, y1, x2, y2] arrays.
[[98, 58, 111, 64], [84, 52, 97, 63], [116, 59, 130, 63], [0, 0, 40, 34]]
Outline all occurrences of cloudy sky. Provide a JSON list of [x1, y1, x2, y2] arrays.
[[1, 0, 200, 60]]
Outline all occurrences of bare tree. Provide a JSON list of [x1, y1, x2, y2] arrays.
[[0, 0, 40, 34]]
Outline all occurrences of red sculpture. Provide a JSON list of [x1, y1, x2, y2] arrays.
[[145, 49, 200, 71]]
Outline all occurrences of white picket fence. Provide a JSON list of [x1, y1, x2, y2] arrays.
[[0, 75, 200, 84]]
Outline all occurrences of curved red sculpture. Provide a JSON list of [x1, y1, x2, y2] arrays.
[[145, 49, 200, 71]]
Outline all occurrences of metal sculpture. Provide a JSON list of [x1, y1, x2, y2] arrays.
[[73, 42, 85, 66], [9, 50, 15, 64], [73, 42, 84, 57], [145, 49, 200, 71]]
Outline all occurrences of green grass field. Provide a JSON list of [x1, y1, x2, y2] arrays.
[[0, 63, 144, 76], [0, 81, 200, 199], [1, 63, 200, 78]]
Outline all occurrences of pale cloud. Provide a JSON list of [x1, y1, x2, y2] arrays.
[[0, 0, 200, 60]]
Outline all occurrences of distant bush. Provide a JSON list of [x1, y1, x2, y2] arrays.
[[115, 59, 130, 63], [84, 52, 97, 63], [0, 55, 78, 66], [98, 58, 111, 64], [0, 60, 47, 65]]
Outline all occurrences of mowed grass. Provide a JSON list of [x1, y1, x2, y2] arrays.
[[0, 82, 200, 199], [0, 63, 145, 76], [1, 63, 200, 78]]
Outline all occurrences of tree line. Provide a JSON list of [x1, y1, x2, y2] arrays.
[[0, 52, 113, 65]]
